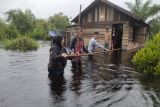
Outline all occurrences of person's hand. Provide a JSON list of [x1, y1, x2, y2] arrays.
[[104, 48, 109, 51], [89, 52, 94, 55], [75, 52, 81, 56], [70, 52, 74, 55], [62, 53, 68, 58]]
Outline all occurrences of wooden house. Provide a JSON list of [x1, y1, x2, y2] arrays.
[[65, 0, 149, 50]]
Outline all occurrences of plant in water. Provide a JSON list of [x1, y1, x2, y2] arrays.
[[4, 36, 39, 51], [132, 33, 160, 76]]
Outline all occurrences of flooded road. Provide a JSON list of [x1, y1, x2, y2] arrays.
[[0, 41, 160, 107]]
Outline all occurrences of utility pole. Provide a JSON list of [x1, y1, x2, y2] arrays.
[[78, 4, 82, 32]]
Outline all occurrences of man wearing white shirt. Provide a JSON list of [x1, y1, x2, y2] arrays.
[[88, 32, 108, 59]]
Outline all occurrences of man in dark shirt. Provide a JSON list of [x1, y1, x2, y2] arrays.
[[70, 31, 88, 67]]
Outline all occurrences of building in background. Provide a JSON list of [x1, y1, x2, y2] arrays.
[[65, 0, 149, 50]]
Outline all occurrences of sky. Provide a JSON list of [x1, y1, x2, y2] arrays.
[[0, 0, 160, 20]]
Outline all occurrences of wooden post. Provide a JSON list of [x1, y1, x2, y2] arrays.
[[78, 4, 82, 32]]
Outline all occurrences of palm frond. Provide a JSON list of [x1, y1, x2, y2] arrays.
[[125, 2, 134, 11], [147, 5, 160, 17]]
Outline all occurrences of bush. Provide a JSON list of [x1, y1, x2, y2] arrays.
[[4, 36, 39, 51], [132, 33, 160, 76]]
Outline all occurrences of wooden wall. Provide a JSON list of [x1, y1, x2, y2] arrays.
[[66, 2, 147, 50], [83, 3, 119, 24], [134, 27, 146, 43], [82, 28, 111, 46], [121, 21, 129, 50], [121, 22, 146, 50]]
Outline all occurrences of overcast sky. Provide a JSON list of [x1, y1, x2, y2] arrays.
[[0, 0, 159, 20]]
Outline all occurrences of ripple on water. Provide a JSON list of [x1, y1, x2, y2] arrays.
[[0, 43, 160, 107]]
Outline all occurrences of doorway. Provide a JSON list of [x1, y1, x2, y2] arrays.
[[112, 24, 123, 49], [65, 32, 71, 46]]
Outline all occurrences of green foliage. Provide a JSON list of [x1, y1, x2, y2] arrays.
[[125, 0, 160, 35], [0, 20, 20, 40], [5, 23, 20, 39], [0, 19, 7, 40], [5, 9, 36, 34], [132, 33, 160, 75], [4, 36, 39, 51], [48, 12, 70, 30], [32, 19, 49, 40], [1, 9, 69, 41], [149, 17, 160, 35]]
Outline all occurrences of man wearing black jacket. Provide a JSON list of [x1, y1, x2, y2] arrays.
[[48, 35, 68, 76]]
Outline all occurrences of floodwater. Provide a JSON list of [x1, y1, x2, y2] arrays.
[[0, 41, 160, 107]]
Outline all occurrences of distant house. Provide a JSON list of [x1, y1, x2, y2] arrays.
[[65, 0, 149, 50]]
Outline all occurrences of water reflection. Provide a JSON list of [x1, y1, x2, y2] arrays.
[[48, 76, 66, 106], [0, 42, 160, 107], [48, 76, 66, 96], [139, 75, 160, 107], [70, 67, 83, 95]]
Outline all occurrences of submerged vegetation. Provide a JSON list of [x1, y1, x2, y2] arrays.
[[4, 36, 39, 51], [132, 33, 160, 76]]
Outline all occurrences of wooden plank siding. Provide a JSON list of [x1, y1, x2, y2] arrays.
[[82, 3, 124, 24], [67, 0, 148, 50]]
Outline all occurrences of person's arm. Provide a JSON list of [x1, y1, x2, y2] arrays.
[[83, 46, 88, 53], [94, 40, 108, 50], [50, 46, 66, 61], [96, 42, 105, 49], [62, 46, 73, 60]]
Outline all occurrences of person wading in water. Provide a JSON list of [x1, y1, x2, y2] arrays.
[[88, 32, 108, 60], [48, 35, 69, 77], [70, 31, 88, 67], [104, 28, 111, 49]]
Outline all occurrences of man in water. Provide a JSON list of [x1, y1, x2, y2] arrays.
[[88, 32, 108, 59], [70, 31, 88, 67], [104, 28, 111, 49]]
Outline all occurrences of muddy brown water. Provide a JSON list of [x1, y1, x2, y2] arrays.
[[0, 41, 160, 107]]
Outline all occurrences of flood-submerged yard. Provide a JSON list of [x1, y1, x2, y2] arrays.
[[0, 41, 160, 107]]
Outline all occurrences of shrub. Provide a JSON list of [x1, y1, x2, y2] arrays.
[[4, 36, 39, 51], [132, 33, 160, 76]]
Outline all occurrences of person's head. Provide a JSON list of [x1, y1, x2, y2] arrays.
[[106, 28, 109, 32], [94, 32, 99, 38], [75, 31, 83, 38], [78, 31, 83, 35], [54, 35, 64, 45]]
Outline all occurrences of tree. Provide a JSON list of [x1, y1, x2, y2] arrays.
[[5, 9, 36, 35], [125, 0, 160, 35], [149, 16, 160, 34], [32, 19, 49, 40], [5, 23, 20, 39], [0, 19, 7, 39], [48, 12, 70, 30]]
